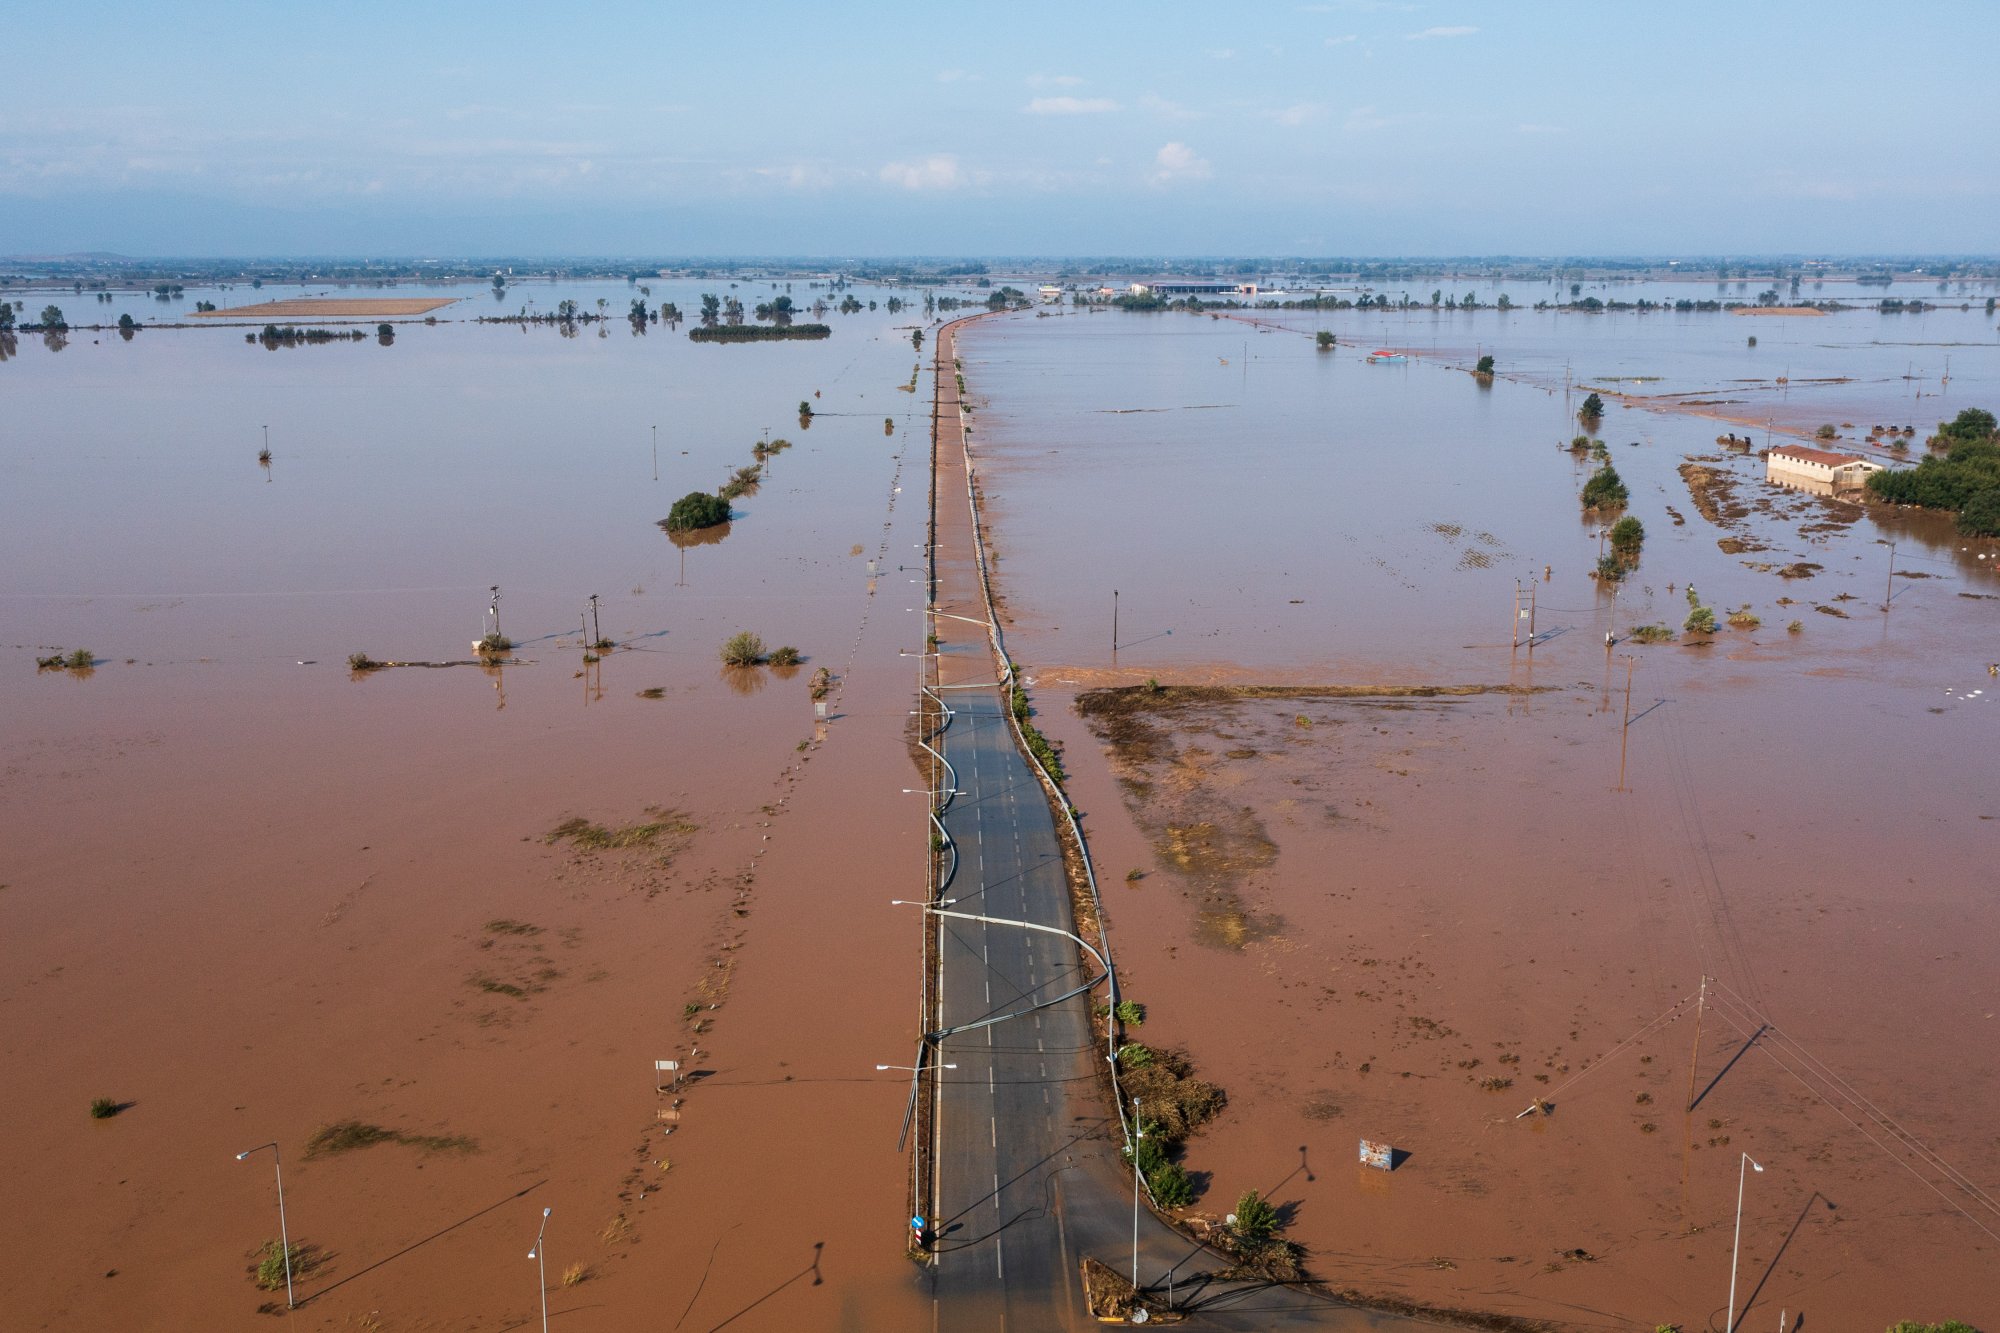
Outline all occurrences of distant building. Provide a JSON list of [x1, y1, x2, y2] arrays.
[[1766, 443, 1884, 491], [1127, 280, 1259, 298], [1038, 284, 1063, 302]]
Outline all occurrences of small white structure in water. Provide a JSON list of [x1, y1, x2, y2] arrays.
[[1766, 443, 1884, 491]]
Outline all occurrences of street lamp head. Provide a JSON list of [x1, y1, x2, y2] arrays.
[[1751, 1160, 1764, 1173]]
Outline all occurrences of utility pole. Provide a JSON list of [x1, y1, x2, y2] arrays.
[[1616, 655, 1635, 792], [652, 424, 658, 481], [1112, 589, 1119, 655], [1527, 581, 1538, 647], [489, 586, 502, 642], [589, 593, 602, 647], [1685, 975, 1708, 1111], [1884, 541, 1897, 610]]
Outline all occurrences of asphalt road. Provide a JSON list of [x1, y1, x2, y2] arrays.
[[925, 680, 1426, 1331]]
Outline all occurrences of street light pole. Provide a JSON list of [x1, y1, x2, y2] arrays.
[[1728, 1152, 1764, 1333], [1131, 1096, 1143, 1295], [233, 1142, 293, 1309], [528, 1205, 551, 1333]]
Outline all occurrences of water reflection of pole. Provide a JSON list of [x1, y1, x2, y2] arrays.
[[1616, 655, 1635, 792]]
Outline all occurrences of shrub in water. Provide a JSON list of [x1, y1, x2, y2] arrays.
[[720, 632, 766, 667], [665, 491, 731, 531]]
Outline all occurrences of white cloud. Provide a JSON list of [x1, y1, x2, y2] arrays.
[[1138, 93, 1201, 121], [879, 154, 965, 190], [1024, 96, 1119, 115], [1152, 141, 1210, 184], [935, 68, 974, 83], [1325, 34, 1359, 46], [1266, 102, 1326, 127], [1343, 104, 1395, 133], [1407, 25, 1477, 39], [1515, 123, 1565, 135], [1209, 47, 1237, 60], [1027, 73, 1084, 88]]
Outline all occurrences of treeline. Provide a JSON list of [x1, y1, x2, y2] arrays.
[[1866, 408, 2000, 536], [248, 325, 369, 347], [688, 323, 831, 343]]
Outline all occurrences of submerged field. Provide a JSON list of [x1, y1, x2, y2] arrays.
[[0, 277, 945, 1328], [959, 297, 2000, 1328], [4, 276, 1996, 1330]]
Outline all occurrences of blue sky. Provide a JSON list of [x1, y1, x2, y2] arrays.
[[3, 0, 1995, 257]]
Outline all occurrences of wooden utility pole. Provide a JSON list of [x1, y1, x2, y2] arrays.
[[1616, 655, 1635, 792], [1112, 589, 1119, 655], [1884, 541, 1897, 610], [1684, 976, 1709, 1112], [589, 594, 602, 647], [489, 586, 502, 641]]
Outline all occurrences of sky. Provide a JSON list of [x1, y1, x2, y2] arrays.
[[2, 0, 1996, 258]]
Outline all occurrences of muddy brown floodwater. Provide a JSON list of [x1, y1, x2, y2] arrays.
[[958, 306, 2000, 1330], [1, 281, 946, 1330]]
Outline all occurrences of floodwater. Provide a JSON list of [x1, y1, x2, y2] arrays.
[[959, 303, 2000, 1327], [1, 280, 949, 1328], [5, 276, 1995, 1329]]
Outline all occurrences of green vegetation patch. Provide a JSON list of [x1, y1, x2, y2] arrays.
[[664, 491, 732, 532], [1868, 407, 2000, 536], [687, 323, 831, 342]]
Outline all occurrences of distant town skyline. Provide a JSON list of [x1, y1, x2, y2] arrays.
[[4, 0, 1995, 257]]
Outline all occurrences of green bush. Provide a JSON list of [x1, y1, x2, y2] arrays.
[[1629, 624, 1674, 643], [1114, 1000, 1146, 1025], [1232, 1190, 1280, 1242], [768, 645, 802, 667], [90, 1098, 120, 1119], [1580, 391, 1605, 420], [1315, 330, 1334, 350], [1609, 516, 1645, 553], [1886, 1323, 1981, 1333], [720, 632, 766, 667], [64, 648, 94, 669], [1581, 464, 1629, 511], [665, 491, 732, 531], [1149, 1162, 1196, 1208], [1475, 354, 1494, 374], [1685, 604, 1717, 634], [1124, 1130, 1168, 1176], [1117, 1042, 1155, 1068]]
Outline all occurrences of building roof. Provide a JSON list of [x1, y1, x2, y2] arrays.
[[1769, 443, 1877, 469]]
